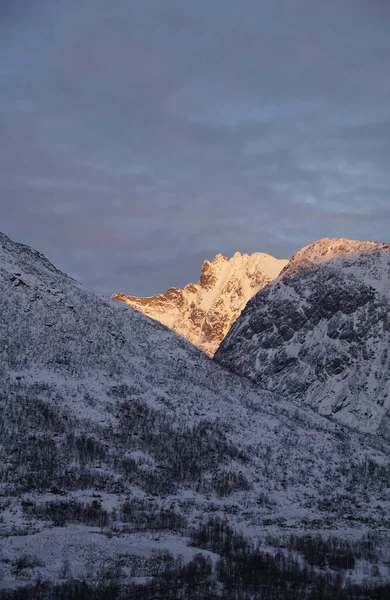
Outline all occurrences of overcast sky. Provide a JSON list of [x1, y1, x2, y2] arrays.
[[1, 0, 390, 295]]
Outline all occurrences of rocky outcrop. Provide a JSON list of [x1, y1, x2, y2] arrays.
[[113, 252, 287, 356], [215, 238, 390, 436]]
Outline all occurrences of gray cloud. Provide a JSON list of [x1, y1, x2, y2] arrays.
[[1, 0, 390, 295]]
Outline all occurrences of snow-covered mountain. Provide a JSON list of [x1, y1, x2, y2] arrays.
[[1, 231, 390, 595], [113, 252, 287, 356], [216, 237, 390, 437]]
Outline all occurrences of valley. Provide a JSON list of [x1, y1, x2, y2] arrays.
[[0, 232, 390, 599]]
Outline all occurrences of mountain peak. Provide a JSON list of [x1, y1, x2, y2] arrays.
[[216, 237, 390, 436], [114, 251, 287, 356], [212, 252, 230, 263], [290, 237, 390, 266]]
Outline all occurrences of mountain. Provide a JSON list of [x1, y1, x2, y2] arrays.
[[1, 231, 390, 597], [216, 237, 390, 437], [113, 251, 287, 356]]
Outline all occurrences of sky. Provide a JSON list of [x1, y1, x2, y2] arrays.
[[1, 0, 390, 295]]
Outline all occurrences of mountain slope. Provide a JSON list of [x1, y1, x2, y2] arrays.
[[215, 237, 390, 436], [113, 251, 287, 356], [1, 231, 390, 591]]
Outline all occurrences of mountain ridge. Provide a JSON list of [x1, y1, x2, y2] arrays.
[[2, 231, 390, 593], [113, 251, 287, 356], [215, 236, 390, 437]]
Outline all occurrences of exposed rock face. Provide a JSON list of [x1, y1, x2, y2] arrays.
[[215, 238, 390, 436], [113, 252, 288, 356]]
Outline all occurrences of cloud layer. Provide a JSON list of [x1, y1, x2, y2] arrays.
[[1, 0, 389, 294]]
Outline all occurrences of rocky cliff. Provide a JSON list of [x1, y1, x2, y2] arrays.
[[113, 252, 287, 356], [215, 237, 390, 436]]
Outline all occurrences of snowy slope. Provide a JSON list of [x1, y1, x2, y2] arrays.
[[1, 231, 390, 590], [216, 237, 390, 436], [113, 252, 287, 356]]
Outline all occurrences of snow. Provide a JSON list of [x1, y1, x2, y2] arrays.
[[113, 251, 287, 356], [1, 231, 390, 590], [216, 237, 390, 436], [0, 525, 216, 588]]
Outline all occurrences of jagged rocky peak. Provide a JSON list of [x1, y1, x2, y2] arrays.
[[200, 253, 229, 288], [215, 237, 390, 437], [113, 251, 288, 356]]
